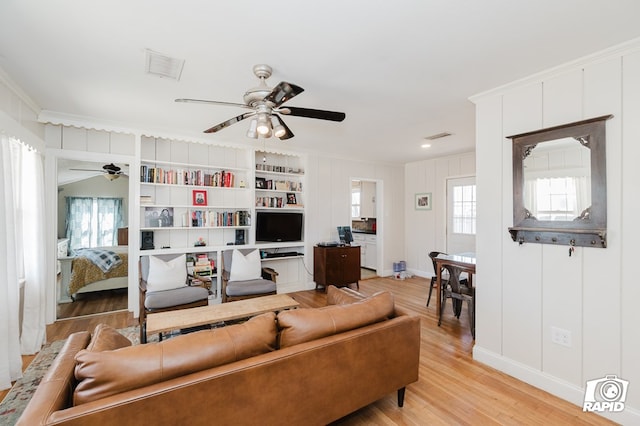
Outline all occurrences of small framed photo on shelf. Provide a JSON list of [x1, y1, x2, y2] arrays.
[[415, 193, 432, 210], [192, 190, 207, 206], [145, 207, 174, 227], [255, 177, 266, 189], [286, 193, 297, 205]]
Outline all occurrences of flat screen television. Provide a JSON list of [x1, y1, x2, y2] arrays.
[[256, 211, 303, 242]]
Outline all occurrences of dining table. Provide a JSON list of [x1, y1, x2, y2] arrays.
[[434, 252, 476, 318]]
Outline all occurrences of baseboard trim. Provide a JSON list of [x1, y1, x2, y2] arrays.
[[472, 345, 640, 424]]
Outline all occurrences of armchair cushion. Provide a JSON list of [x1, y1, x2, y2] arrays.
[[146, 254, 187, 292], [229, 249, 261, 281], [225, 279, 276, 298], [144, 286, 209, 310]]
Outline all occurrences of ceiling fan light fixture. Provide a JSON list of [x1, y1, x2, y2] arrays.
[[256, 114, 271, 135], [246, 118, 258, 138], [272, 116, 286, 138], [104, 173, 119, 181]]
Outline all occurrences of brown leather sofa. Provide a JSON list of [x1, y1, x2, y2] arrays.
[[18, 287, 420, 426]]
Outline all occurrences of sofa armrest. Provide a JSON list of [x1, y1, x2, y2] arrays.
[[17, 331, 91, 426]]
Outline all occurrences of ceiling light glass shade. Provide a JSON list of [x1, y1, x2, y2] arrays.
[[271, 117, 286, 138], [256, 114, 271, 135], [246, 118, 258, 138], [104, 173, 119, 181]]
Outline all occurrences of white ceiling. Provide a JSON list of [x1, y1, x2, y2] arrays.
[[2, 1, 640, 164]]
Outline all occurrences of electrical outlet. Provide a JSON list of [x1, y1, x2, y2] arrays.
[[551, 326, 572, 347]]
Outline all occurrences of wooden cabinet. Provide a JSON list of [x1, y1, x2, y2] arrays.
[[313, 245, 361, 292]]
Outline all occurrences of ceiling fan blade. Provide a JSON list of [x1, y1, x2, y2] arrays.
[[176, 98, 252, 110], [263, 82, 304, 107], [204, 112, 256, 133], [70, 168, 103, 172], [279, 106, 346, 122], [273, 114, 294, 140]]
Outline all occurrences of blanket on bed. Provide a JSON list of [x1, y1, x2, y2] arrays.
[[75, 248, 122, 272], [68, 253, 128, 295]]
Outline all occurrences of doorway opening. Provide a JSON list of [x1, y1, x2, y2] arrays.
[[350, 178, 382, 279], [55, 158, 130, 320]]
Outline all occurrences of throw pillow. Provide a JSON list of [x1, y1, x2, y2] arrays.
[[277, 291, 395, 348], [73, 312, 277, 406], [229, 249, 261, 281], [146, 254, 187, 292], [86, 324, 132, 352]]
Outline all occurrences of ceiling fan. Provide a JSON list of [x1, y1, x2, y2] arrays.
[[176, 64, 346, 140], [70, 163, 127, 181]]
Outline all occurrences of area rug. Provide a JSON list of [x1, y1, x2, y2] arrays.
[[0, 326, 142, 425]]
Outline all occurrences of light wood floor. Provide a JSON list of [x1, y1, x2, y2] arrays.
[[3, 277, 614, 425]]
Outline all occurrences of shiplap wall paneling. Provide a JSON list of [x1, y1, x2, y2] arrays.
[[501, 83, 544, 368], [542, 69, 583, 127], [86, 129, 109, 153], [45, 124, 62, 149], [582, 57, 623, 383], [621, 50, 640, 410], [110, 132, 135, 156], [61, 126, 87, 151], [539, 68, 585, 385], [474, 94, 504, 353]]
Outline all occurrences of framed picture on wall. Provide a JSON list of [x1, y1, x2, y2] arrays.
[[192, 190, 207, 206], [415, 193, 432, 210]]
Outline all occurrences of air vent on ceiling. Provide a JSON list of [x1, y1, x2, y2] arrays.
[[424, 132, 452, 141], [145, 49, 185, 81]]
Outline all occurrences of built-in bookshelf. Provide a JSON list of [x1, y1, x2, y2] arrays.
[[137, 139, 310, 299], [255, 151, 304, 211]]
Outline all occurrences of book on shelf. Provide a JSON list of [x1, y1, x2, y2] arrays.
[[140, 165, 237, 188]]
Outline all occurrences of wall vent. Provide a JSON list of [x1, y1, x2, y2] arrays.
[[145, 49, 185, 81]]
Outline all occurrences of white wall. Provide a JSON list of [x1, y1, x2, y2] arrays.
[[305, 154, 404, 278], [471, 41, 640, 423], [404, 152, 476, 277]]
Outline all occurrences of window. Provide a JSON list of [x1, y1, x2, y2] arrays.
[[66, 197, 123, 251], [451, 184, 476, 235], [529, 177, 584, 221], [351, 183, 361, 218]]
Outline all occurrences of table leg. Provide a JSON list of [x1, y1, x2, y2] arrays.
[[436, 262, 442, 317]]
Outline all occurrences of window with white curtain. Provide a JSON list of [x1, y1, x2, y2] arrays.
[[66, 197, 123, 251]]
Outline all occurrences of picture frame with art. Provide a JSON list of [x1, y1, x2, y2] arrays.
[[192, 190, 207, 206], [415, 193, 432, 210]]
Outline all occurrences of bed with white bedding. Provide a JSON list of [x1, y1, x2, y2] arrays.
[[58, 246, 129, 303]]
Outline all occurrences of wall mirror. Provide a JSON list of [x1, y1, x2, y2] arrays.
[[507, 115, 612, 248]]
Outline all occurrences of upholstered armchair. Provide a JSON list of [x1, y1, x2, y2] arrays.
[[221, 249, 278, 303], [139, 254, 209, 343]]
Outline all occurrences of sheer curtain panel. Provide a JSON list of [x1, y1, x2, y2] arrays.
[[0, 135, 47, 391]]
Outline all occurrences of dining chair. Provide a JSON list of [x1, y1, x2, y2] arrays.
[[426, 251, 468, 311], [438, 263, 475, 338]]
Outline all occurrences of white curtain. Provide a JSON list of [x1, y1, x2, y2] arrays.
[[0, 135, 47, 391], [66, 197, 123, 251]]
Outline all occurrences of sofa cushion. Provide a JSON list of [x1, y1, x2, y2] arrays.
[[73, 312, 277, 405], [86, 324, 132, 352], [277, 291, 394, 348], [326, 285, 366, 305]]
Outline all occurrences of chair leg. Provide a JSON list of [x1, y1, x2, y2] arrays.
[[426, 277, 435, 307]]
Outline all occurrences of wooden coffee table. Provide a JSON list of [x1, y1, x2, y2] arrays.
[[145, 294, 299, 342]]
